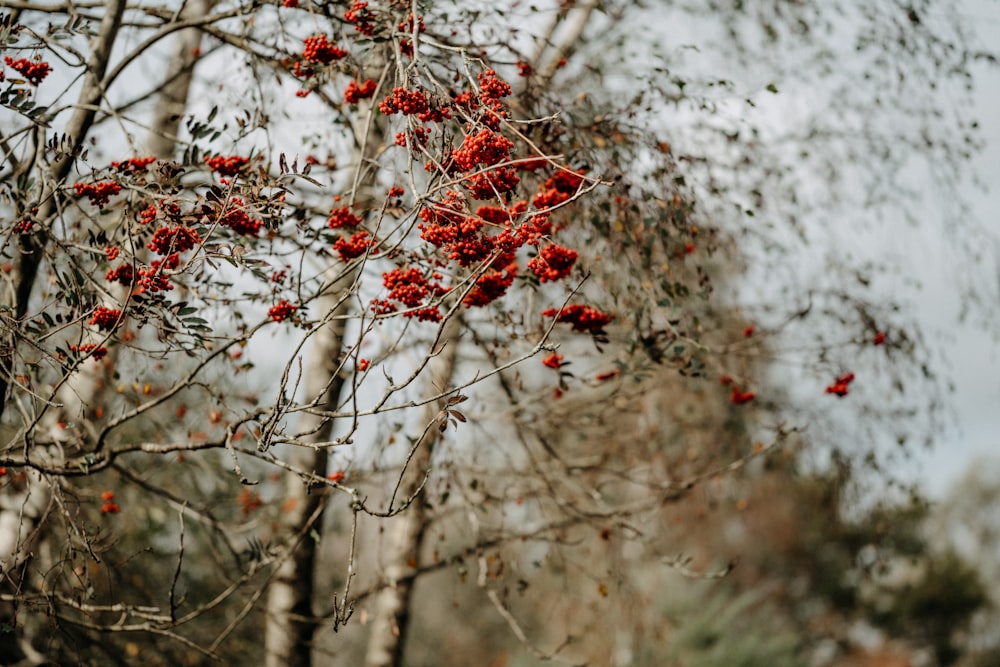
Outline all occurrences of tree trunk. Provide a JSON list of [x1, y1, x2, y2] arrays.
[[45, 0, 208, 448], [0, 0, 127, 574], [264, 270, 352, 667], [363, 314, 464, 667], [145, 0, 208, 162], [359, 6, 598, 664], [263, 39, 390, 659], [0, 20, 127, 572]]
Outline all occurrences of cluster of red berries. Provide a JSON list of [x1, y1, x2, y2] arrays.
[[418, 190, 466, 226], [334, 230, 376, 261], [528, 243, 578, 283], [543, 304, 613, 334], [825, 372, 855, 397], [292, 63, 316, 82], [474, 70, 511, 129], [147, 225, 202, 255], [370, 299, 397, 316], [450, 129, 515, 171], [328, 206, 361, 229], [111, 156, 156, 174], [219, 198, 262, 236], [268, 300, 298, 322], [370, 299, 442, 322], [204, 155, 249, 176], [302, 34, 347, 64], [516, 61, 533, 77], [89, 307, 122, 332], [101, 490, 120, 514], [282, 0, 298, 7], [344, 79, 378, 104], [465, 167, 520, 200], [344, 1, 377, 36], [4, 56, 50, 85], [542, 353, 564, 369], [420, 212, 486, 264], [139, 204, 158, 225], [395, 127, 431, 148], [108, 262, 175, 293], [419, 215, 508, 268], [517, 158, 549, 171], [517, 213, 553, 246], [417, 191, 568, 293], [478, 69, 511, 100], [418, 195, 526, 270], [70, 343, 109, 362], [383, 267, 432, 307], [398, 12, 425, 34], [138, 255, 179, 293], [397, 12, 425, 56], [463, 263, 518, 307], [373, 267, 449, 320], [533, 169, 585, 209], [74, 181, 122, 208], [378, 86, 430, 116], [453, 90, 477, 111], [379, 87, 448, 122], [105, 264, 135, 286], [476, 203, 519, 225]]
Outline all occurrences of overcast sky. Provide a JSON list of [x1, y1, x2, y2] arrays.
[[910, 0, 1000, 497]]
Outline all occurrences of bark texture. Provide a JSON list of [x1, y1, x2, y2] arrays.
[[359, 6, 596, 663], [263, 275, 352, 667], [0, 0, 127, 574], [263, 46, 389, 660], [363, 314, 464, 667]]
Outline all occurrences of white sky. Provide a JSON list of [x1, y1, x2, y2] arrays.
[[916, 0, 1000, 497]]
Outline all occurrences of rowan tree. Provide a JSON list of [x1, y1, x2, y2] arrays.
[[0, 1, 993, 666]]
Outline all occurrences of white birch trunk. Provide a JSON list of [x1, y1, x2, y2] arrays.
[[363, 314, 464, 667], [264, 269, 352, 667], [359, 5, 598, 663], [263, 45, 391, 660], [0, 0, 128, 575]]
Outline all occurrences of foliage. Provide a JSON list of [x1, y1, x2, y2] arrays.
[[656, 453, 990, 665], [664, 587, 801, 667]]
